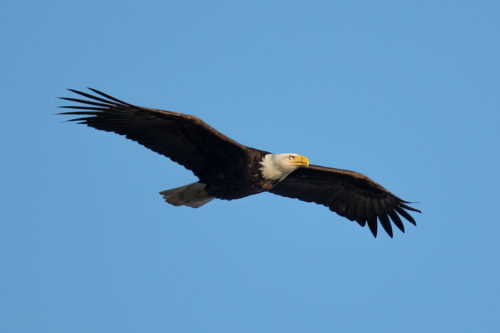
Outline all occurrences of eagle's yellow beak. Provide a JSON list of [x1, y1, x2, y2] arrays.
[[294, 155, 309, 167]]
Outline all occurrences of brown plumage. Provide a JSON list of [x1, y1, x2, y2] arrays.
[[270, 166, 420, 237], [60, 88, 421, 237]]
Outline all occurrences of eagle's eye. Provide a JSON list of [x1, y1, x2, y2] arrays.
[[289, 155, 295, 160]]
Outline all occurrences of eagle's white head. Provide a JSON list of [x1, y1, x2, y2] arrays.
[[259, 153, 310, 181]]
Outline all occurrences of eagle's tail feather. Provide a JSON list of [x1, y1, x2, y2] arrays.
[[160, 182, 214, 208]]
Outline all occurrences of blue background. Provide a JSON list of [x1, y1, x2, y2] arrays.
[[2, 1, 499, 332]]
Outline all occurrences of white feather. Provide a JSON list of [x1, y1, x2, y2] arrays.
[[259, 153, 302, 181]]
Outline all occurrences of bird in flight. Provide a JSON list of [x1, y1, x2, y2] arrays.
[[60, 88, 420, 237]]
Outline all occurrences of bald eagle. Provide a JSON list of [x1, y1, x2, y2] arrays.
[[60, 88, 420, 237]]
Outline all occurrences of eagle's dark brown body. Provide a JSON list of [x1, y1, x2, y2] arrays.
[[198, 148, 276, 200]]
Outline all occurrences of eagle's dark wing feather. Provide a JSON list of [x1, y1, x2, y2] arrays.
[[269, 165, 421, 237], [59, 88, 250, 180]]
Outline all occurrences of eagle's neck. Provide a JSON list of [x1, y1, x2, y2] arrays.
[[259, 154, 296, 181]]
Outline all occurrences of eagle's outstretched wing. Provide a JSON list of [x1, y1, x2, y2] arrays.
[[270, 165, 421, 237], [59, 88, 251, 181]]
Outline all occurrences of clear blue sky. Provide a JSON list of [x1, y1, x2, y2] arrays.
[[1, 1, 499, 332]]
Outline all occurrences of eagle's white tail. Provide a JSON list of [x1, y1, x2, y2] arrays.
[[160, 182, 214, 208]]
